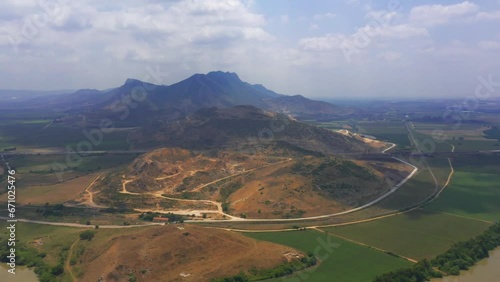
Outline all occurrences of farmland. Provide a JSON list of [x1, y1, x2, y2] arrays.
[[411, 121, 500, 152], [356, 121, 411, 148], [322, 209, 491, 260], [316, 120, 412, 148], [424, 163, 500, 222], [0, 172, 99, 205], [245, 229, 412, 282]]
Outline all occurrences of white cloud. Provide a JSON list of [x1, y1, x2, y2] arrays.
[[355, 24, 428, 39], [300, 24, 428, 52], [475, 10, 500, 21], [309, 24, 319, 30], [378, 51, 402, 61], [280, 15, 289, 25], [0, 0, 497, 99], [313, 12, 335, 21], [478, 40, 500, 50], [409, 1, 479, 26], [366, 10, 399, 22], [299, 34, 345, 51]]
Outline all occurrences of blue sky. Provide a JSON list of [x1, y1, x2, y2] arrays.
[[0, 0, 499, 99]]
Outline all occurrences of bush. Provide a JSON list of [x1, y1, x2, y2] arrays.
[[79, 230, 95, 241], [51, 264, 64, 276]]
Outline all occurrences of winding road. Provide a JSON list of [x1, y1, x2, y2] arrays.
[[4, 128, 479, 229]]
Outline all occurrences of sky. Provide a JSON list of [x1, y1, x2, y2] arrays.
[[0, 0, 499, 99]]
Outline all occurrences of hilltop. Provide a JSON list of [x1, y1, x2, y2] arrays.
[[2, 71, 346, 119]]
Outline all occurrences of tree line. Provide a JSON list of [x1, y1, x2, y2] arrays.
[[374, 222, 500, 282]]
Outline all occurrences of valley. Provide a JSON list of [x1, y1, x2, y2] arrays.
[[0, 73, 499, 282]]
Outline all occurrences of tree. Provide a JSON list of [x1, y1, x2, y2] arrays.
[[51, 264, 64, 276], [79, 230, 95, 241]]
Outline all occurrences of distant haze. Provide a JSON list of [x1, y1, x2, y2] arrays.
[[0, 0, 499, 99]]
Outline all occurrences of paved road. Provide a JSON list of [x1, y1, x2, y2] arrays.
[[1, 135, 494, 228], [0, 217, 163, 229]]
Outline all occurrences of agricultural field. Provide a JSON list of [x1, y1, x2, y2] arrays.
[[245, 229, 412, 282], [314, 120, 411, 148], [354, 121, 411, 148], [0, 154, 137, 187], [309, 120, 350, 130], [411, 122, 500, 152], [322, 209, 491, 260], [0, 173, 99, 205], [447, 139, 500, 151], [0, 115, 133, 151], [364, 163, 436, 212], [424, 171, 500, 222], [452, 154, 500, 173]]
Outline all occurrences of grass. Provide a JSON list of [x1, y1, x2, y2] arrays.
[[0, 222, 81, 281], [0, 120, 133, 150], [424, 171, 500, 222], [483, 126, 500, 139], [315, 120, 412, 147], [448, 139, 500, 151], [426, 157, 453, 189], [370, 165, 436, 212], [357, 121, 411, 147], [0, 172, 99, 205], [322, 209, 491, 260], [452, 154, 500, 174], [245, 229, 412, 282]]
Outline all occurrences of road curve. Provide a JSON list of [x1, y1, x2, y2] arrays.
[[189, 156, 418, 223]]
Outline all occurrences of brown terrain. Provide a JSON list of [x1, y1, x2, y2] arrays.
[[85, 143, 410, 219], [75, 225, 300, 282], [0, 172, 99, 205]]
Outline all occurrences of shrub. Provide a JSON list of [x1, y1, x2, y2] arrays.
[[79, 230, 95, 241]]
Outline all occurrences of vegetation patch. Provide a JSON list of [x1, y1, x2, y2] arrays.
[[374, 222, 500, 281], [425, 170, 500, 222], [323, 209, 491, 260], [138, 211, 185, 222], [245, 229, 411, 282], [211, 253, 317, 281]]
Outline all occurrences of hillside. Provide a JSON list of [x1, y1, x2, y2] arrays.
[[133, 105, 370, 154], [3, 71, 346, 119], [87, 144, 411, 219], [68, 225, 302, 282]]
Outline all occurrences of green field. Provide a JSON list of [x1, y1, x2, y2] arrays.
[[425, 157, 453, 188], [411, 121, 500, 152], [425, 171, 500, 222], [372, 164, 436, 212], [452, 154, 500, 173], [322, 209, 491, 260], [448, 139, 500, 151], [483, 126, 500, 139], [412, 123, 481, 131], [245, 230, 412, 282], [314, 120, 411, 148], [0, 222, 81, 281], [357, 121, 411, 147], [0, 119, 132, 150]]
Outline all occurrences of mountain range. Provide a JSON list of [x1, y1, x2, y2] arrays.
[[0, 71, 347, 119]]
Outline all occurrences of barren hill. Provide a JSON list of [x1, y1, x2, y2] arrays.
[[76, 225, 299, 282]]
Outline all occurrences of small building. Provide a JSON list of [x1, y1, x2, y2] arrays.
[[152, 217, 169, 223]]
